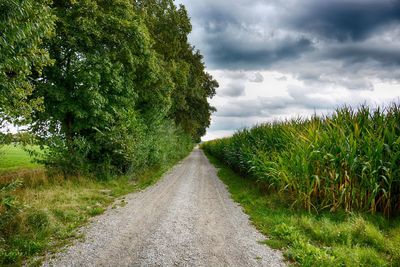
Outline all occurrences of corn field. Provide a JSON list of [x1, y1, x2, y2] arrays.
[[202, 105, 400, 217]]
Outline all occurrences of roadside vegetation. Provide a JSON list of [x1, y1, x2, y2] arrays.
[[0, 0, 217, 265], [0, 138, 191, 265], [0, 150, 185, 265], [205, 153, 400, 266], [202, 105, 400, 266]]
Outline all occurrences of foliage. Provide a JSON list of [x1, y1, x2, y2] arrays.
[[0, 179, 23, 264], [205, 152, 400, 266], [30, 0, 153, 175], [135, 0, 218, 142], [20, 0, 217, 176], [0, 0, 54, 125], [202, 104, 400, 217], [1, 0, 216, 176], [0, 133, 13, 148]]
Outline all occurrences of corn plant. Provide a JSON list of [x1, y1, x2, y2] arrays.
[[202, 104, 400, 217]]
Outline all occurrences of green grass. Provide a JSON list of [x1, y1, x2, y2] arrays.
[[0, 145, 42, 172], [0, 155, 186, 266], [204, 152, 400, 267]]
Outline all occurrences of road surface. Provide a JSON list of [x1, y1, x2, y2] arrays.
[[43, 148, 285, 267]]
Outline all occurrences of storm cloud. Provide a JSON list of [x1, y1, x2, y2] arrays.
[[182, 0, 400, 71], [289, 0, 400, 42], [176, 0, 400, 140]]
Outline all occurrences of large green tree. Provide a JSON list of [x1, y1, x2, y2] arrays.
[[171, 50, 218, 142], [135, 0, 218, 142], [21, 0, 218, 176], [31, 0, 162, 174], [0, 0, 54, 126]]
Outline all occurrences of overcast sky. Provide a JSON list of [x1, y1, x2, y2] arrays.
[[176, 0, 400, 141]]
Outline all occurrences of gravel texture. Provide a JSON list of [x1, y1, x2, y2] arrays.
[[43, 148, 285, 267]]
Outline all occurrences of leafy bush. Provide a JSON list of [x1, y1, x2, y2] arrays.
[[40, 116, 193, 178], [0, 180, 22, 229]]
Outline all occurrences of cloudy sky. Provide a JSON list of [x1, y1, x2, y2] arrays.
[[176, 0, 400, 141]]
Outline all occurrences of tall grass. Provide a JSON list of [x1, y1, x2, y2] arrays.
[[202, 104, 400, 217]]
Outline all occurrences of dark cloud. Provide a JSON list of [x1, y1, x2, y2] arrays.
[[176, 0, 400, 139], [321, 44, 400, 66], [290, 0, 400, 42], [216, 97, 293, 118], [206, 34, 314, 70], [215, 86, 378, 121], [222, 71, 264, 83], [182, 0, 400, 76], [286, 87, 341, 109]]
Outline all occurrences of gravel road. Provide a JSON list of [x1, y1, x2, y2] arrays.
[[43, 148, 285, 267]]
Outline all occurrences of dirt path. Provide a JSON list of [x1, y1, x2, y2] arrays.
[[43, 149, 285, 267]]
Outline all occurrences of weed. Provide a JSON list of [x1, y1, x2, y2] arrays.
[[87, 207, 104, 216]]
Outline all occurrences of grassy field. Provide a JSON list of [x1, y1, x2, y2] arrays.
[[0, 145, 187, 266], [204, 152, 400, 266], [0, 145, 42, 172]]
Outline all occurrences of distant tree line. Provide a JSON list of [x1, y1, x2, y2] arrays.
[[0, 0, 218, 177]]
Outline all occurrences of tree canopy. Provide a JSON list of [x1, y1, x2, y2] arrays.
[[0, 0, 218, 176], [135, 0, 217, 141], [0, 0, 54, 125]]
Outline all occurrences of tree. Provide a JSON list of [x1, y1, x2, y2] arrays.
[[0, 0, 54, 126], [171, 50, 218, 142], [134, 0, 192, 61], [31, 0, 161, 175], [134, 0, 218, 142], [23, 0, 217, 176]]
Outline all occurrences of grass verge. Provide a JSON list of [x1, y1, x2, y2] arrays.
[[204, 151, 400, 267], [0, 155, 184, 266]]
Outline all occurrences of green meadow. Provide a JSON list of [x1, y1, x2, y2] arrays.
[[0, 145, 42, 172]]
